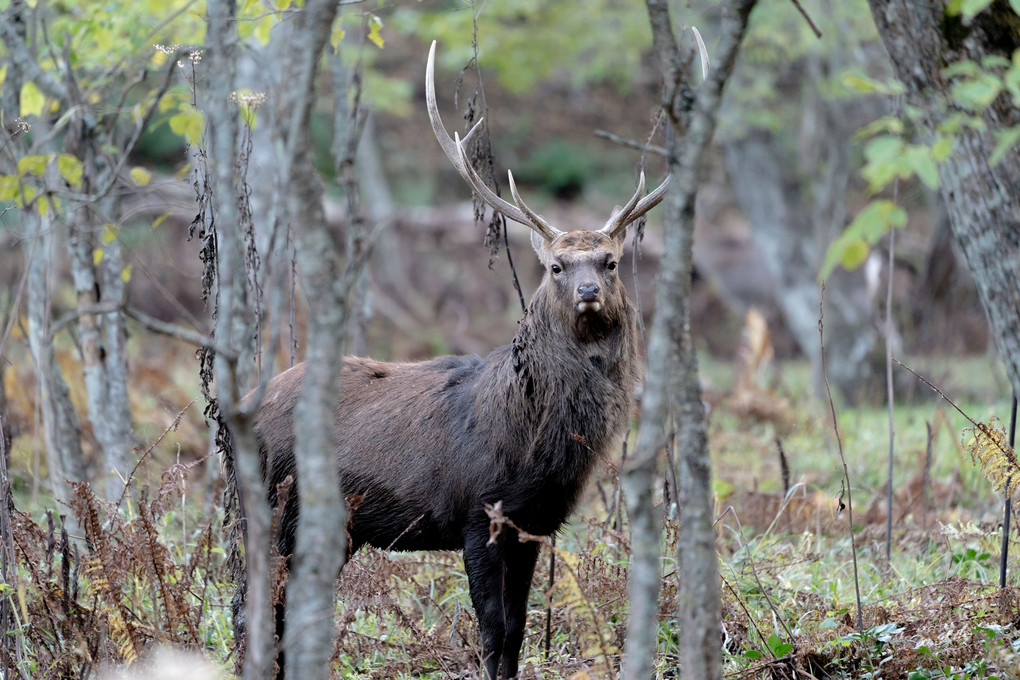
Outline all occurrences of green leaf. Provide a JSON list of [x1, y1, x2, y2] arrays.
[[991, 126, 1020, 165], [1012, 0, 1020, 14], [853, 200, 908, 241], [904, 146, 939, 189], [767, 633, 793, 658], [17, 154, 50, 177], [952, 73, 1002, 111], [129, 167, 152, 186], [820, 200, 907, 280], [20, 82, 45, 118], [744, 650, 762, 660], [958, 0, 995, 20], [841, 72, 885, 93], [168, 105, 205, 145], [943, 59, 980, 79], [367, 14, 384, 48], [57, 154, 83, 189], [854, 116, 904, 140], [931, 136, 953, 162]]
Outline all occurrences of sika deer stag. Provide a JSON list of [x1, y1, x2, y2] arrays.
[[253, 41, 668, 680]]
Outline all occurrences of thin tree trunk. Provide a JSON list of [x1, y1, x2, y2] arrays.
[[67, 205, 134, 500], [866, 1, 1020, 397], [25, 212, 86, 514], [205, 2, 273, 679], [622, 2, 756, 679], [273, 2, 348, 678]]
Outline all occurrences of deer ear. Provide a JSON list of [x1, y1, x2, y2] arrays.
[[530, 229, 553, 261]]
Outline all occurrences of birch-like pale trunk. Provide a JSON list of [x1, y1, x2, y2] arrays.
[[866, 0, 1020, 399], [25, 211, 86, 514], [67, 203, 134, 500], [622, 2, 757, 678], [205, 2, 273, 679], [272, 2, 348, 678]]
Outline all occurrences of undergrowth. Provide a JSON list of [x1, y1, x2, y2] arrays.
[[2, 354, 1019, 678]]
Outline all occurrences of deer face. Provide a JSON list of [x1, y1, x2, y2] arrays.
[[529, 229, 630, 341], [532, 229, 625, 313]]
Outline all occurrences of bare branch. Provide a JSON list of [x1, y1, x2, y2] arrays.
[[594, 129, 668, 157]]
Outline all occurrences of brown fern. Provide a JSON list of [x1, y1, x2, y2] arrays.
[[962, 416, 1020, 498]]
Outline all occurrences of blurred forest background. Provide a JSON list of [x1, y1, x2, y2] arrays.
[[2, 0, 1020, 677]]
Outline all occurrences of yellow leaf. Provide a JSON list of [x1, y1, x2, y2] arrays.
[[93, 248, 105, 265], [367, 15, 384, 49], [330, 18, 346, 52], [152, 213, 169, 230], [168, 105, 205, 145], [37, 196, 49, 217], [121, 265, 132, 283], [0, 175, 18, 202], [17, 154, 49, 177], [253, 15, 275, 45], [840, 238, 870, 271], [0, 64, 7, 87], [129, 167, 152, 186], [21, 82, 46, 118], [57, 154, 83, 189], [102, 223, 118, 244]]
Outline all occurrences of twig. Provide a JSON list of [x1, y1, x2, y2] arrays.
[[114, 400, 198, 511], [775, 438, 790, 497], [786, 0, 822, 38], [923, 421, 934, 528], [594, 129, 668, 157], [716, 506, 794, 641], [722, 577, 773, 660], [819, 284, 864, 631], [1000, 393, 1017, 588], [884, 204, 897, 563]]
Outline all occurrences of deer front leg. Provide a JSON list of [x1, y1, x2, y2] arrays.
[[464, 527, 506, 680], [500, 537, 540, 679]]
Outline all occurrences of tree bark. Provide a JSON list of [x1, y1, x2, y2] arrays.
[[25, 212, 87, 515], [866, 1, 1020, 397], [272, 2, 349, 679], [204, 2, 273, 679], [622, 2, 756, 679]]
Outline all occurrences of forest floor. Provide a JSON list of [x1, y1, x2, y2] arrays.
[[4, 319, 1018, 678]]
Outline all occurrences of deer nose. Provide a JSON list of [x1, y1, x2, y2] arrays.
[[577, 282, 600, 302]]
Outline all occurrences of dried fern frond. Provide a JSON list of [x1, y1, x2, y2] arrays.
[[961, 416, 1020, 498]]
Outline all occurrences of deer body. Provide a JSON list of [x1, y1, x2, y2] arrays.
[[251, 42, 667, 680]]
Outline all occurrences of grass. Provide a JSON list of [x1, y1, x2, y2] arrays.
[[3, 352, 1019, 678]]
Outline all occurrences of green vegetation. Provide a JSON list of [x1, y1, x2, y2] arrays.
[[4, 347, 1018, 677]]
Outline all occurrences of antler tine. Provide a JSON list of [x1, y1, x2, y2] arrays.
[[427, 41, 560, 241], [508, 170, 562, 240], [600, 171, 646, 236], [453, 133, 561, 241], [601, 174, 671, 238]]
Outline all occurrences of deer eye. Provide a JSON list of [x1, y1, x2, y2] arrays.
[[606, 261, 617, 272], [550, 264, 562, 274]]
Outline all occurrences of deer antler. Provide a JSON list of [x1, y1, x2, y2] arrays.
[[427, 41, 562, 241], [599, 173, 670, 239], [428, 41, 669, 242]]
